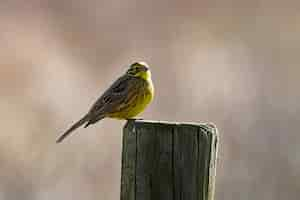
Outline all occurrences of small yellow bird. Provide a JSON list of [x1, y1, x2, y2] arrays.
[[56, 62, 154, 143]]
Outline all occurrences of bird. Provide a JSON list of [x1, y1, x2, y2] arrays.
[[56, 62, 154, 143]]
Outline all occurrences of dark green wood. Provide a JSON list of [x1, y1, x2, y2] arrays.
[[173, 125, 199, 200], [121, 122, 137, 200], [135, 123, 173, 200], [121, 120, 219, 200]]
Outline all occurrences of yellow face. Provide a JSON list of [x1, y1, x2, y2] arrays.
[[126, 62, 151, 80]]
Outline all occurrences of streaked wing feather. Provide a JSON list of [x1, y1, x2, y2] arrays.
[[87, 75, 138, 120]]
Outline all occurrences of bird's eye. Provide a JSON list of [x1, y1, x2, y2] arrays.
[[127, 67, 137, 75]]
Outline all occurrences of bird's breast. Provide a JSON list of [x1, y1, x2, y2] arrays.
[[147, 77, 154, 100]]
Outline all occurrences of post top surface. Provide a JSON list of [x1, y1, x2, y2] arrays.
[[125, 119, 218, 136]]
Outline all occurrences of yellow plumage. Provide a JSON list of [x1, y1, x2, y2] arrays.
[[56, 62, 154, 143]]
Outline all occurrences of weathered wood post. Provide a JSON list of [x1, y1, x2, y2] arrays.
[[121, 120, 218, 200]]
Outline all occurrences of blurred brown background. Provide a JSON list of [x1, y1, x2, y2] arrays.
[[0, 0, 299, 199]]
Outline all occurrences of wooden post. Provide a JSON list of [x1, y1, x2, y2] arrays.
[[121, 120, 219, 200]]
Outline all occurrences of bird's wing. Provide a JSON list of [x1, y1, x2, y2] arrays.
[[56, 75, 139, 143], [86, 75, 140, 122]]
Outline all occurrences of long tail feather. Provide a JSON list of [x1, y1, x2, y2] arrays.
[[84, 115, 104, 128], [56, 115, 89, 143]]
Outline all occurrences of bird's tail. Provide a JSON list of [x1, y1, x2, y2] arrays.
[[56, 115, 89, 143]]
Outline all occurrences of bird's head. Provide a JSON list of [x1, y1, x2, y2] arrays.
[[126, 62, 151, 80]]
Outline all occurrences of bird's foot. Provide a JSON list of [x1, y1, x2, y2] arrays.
[[126, 118, 144, 122]]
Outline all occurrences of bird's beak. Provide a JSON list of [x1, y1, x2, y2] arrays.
[[142, 66, 149, 72]]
